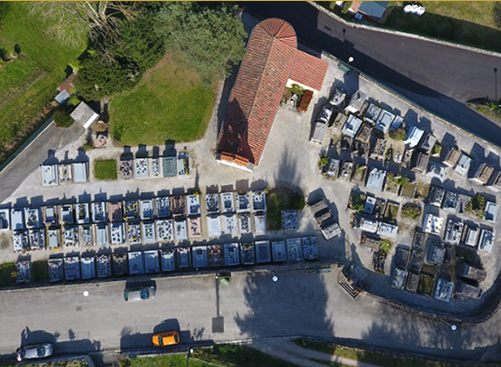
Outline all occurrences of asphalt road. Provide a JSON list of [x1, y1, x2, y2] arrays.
[[1, 268, 501, 363], [241, 2, 501, 147]]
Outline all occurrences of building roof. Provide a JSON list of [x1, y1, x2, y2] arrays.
[[359, 1, 389, 19], [289, 51, 329, 92], [70, 102, 99, 129], [217, 18, 328, 166]]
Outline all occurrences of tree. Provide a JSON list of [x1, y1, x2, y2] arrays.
[[54, 109, 74, 128], [13, 44, 21, 56], [32, 2, 141, 45], [75, 52, 137, 101], [110, 12, 165, 73], [155, 2, 247, 81]]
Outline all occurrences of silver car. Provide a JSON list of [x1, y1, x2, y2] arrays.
[[16, 343, 54, 361]]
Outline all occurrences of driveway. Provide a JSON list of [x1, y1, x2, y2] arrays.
[[240, 2, 501, 147]]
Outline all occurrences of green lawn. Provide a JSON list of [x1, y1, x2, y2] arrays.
[[0, 262, 16, 287], [124, 345, 298, 367], [294, 338, 478, 367], [94, 159, 117, 181], [110, 57, 215, 146], [32, 261, 49, 283], [0, 2, 87, 165], [267, 188, 305, 231]]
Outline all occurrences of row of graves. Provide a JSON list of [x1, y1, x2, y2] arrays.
[[391, 229, 487, 303], [204, 190, 268, 237], [41, 162, 89, 187], [118, 152, 190, 180], [350, 190, 400, 273], [16, 237, 319, 283], [425, 185, 497, 252], [0, 190, 269, 252], [318, 88, 501, 197]]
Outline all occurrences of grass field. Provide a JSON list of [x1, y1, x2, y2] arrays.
[[294, 338, 478, 367], [0, 2, 86, 165], [31, 261, 49, 283], [0, 262, 16, 287], [94, 159, 117, 181], [110, 57, 215, 146], [124, 345, 297, 367], [267, 188, 305, 231]]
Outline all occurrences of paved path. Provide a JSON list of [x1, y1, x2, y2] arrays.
[[240, 2, 501, 147], [251, 339, 381, 367]]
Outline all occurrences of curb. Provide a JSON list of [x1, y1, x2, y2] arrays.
[[309, 2, 501, 58], [0, 260, 338, 294], [0, 115, 55, 175]]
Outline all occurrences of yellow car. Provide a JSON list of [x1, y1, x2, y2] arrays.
[[152, 331, 180, 347]]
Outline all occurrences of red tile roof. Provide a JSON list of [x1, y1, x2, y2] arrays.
[[290, 51, 329, 92], [217, 18, 328, 167]]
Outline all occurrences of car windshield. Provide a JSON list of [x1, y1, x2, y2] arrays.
[[140, 289, 149, 299], [37, 347, 45, 357]]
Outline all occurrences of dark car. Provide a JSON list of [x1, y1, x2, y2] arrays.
[[16, 343, 54, 361]]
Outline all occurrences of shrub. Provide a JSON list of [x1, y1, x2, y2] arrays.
[[350, 193, 365, 212], [319, 157, 328, 168], [0, 48, 7, 61], [466, 194, 486, 218], [94, 159, 117, 180], [13, 43, 21, 55], [389, 127, 406, 140], [379, 240, 392, 255], [288, 83, 304, 97], [401, 203, 422, 220], [67, 95, 81, 107], [297, 90, 313, 112], [82, 143, 93, 151], [432, 143, 442, 156], [54, 109, 74, 128]]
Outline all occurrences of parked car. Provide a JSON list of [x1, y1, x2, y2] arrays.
[[16, 343, 54, 361], [124, 285, 156, 302], [152, 331, 180, 347]]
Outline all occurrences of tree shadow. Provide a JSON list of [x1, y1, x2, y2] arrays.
[[234, 270, 335, 340]]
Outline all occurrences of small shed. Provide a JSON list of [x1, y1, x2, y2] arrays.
[[70, 102, 99, 129]]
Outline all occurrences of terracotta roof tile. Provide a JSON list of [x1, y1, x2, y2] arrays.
[[290, 51, 329, 92], [217, 18, 327, 166]]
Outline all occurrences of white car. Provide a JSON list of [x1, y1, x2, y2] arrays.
[[16, 343, 54, 361]]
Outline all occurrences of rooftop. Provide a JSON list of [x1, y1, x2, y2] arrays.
[[70, 102, 99, 129], [217, 18, 328, 166]]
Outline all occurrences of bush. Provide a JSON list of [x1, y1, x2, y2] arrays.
[[379, 240, 392, 255], [465, 194, 486, 218], [297, 90, 313, 112], [319, 157, 328, 168], [0, 48, 7, 61], [389, 127, 406, 140], [94, 159, 117, 180], [0, 262, 16, 287], [32, 261, 49, 283], [82, 143, 93, 151], [67, 95, 81, 107], [13, 43, 21, 55], [432, 143, 442, 156], [54, 109, 74, 128], [401, 203, 422, 220]]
